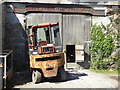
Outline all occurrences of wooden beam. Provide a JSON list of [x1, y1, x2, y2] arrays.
[[13, 3, 105, 16]]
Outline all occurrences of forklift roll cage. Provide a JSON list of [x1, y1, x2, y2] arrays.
[[28, 22, 59, 50]]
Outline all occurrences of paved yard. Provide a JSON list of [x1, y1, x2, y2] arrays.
[[13, 70, 119, 89]]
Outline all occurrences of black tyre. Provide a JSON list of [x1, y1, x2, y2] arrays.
[[32, 70, 42, 84], [57, 67, 67, 81]]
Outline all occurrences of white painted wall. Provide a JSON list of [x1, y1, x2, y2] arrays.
[[92, 16, 111, 26]]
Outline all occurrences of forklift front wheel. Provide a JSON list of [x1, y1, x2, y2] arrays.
[[58, 66, 67, 81], [32, 70, 42, 84]]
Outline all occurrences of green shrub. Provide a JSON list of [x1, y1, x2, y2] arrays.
[[90, 23, 119, 70]]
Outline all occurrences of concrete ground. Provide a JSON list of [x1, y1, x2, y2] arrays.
[[12, 70, 119, 89]]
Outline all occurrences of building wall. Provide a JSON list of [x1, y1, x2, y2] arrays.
[[63, 14, 91, 69], [92, 16, 111, 26], [4, 2, 108, 70], [63, 14, 91, 50]]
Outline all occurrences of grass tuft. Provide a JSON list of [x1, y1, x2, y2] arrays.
[[90, 69, 120, 75]]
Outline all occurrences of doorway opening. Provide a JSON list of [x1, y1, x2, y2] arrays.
[[66, 45, 75, 63]]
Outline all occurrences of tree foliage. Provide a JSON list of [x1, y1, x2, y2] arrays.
[[90, 15, 119, 70]]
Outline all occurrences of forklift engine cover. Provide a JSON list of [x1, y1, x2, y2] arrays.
[[30, 52, 64, 77]]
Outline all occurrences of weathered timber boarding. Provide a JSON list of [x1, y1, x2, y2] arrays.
[[63, 14, 91, 68], [26, 13, 62, 29], [62, 14, 91, 52]]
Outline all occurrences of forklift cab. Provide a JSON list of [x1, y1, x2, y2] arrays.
[[28, 22, 62, 55]]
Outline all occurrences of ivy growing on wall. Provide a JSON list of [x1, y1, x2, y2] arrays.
[[90, 15, 119, 70]]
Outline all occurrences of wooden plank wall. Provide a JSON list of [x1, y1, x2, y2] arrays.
[[62, 14, 91, 69], [26, 13, 62, 26], [62, 14, 91, 54]]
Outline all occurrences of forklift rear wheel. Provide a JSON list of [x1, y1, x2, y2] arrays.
[[58, 67, 67, 81], [32, 70, 42, 84]]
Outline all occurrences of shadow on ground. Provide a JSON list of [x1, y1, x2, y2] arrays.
[[6, 70, 88, 89], [45, 71, 88, 84], [6, 70, 31, 88]]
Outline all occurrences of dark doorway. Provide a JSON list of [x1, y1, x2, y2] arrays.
[[66, 45, 75, 63]]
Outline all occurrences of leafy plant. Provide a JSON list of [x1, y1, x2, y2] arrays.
[[90, 21, 119, 70]]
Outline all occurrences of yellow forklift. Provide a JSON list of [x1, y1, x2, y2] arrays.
[[27, 22, 66, 83]]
